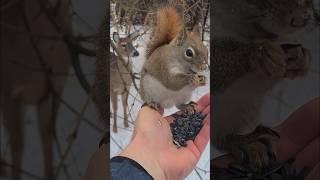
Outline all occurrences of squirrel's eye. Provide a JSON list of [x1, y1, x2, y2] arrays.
[[185, 47, 194, 59]]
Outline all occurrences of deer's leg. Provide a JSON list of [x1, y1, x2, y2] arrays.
[[111, 91, 118, 133], [122, 91, 129, 128], [3, 98, 24, 180], [36, 98, 54, 180]]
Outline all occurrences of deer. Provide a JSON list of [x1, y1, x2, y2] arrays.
[[110, 31, 140, 133], [0, 1, 71, 180]]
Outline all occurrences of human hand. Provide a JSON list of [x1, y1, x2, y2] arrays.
[[120, 94, 210, 180], [213, 97, 319, 180]]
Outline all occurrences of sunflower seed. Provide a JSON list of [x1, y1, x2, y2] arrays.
[[170, 112, 205, 148]]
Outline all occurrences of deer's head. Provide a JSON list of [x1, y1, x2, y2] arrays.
[[112, 31, 140, 58]]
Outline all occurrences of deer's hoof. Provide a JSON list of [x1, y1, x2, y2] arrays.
[[113, 126, 118, 133]]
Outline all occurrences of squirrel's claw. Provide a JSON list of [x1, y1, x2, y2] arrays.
[[225, 125, 280, 171], [256, 43, 311, 79], [141, 102, 161, 112], [256, 43, 287, 78], [190, 74, 207, 87], [177, 101, 198, 115], [284, 45, 311, 79]]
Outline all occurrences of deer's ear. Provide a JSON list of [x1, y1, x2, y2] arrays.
[[170, 28, 186, 46], [191, 24, 201, 37], [113, 32, 120, 43]]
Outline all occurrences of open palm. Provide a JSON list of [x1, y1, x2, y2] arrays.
[[131, 94, 210, 179]]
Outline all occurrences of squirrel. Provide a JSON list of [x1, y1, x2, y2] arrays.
[[139, 6, 209, 114], [212, 0, 313, 170]]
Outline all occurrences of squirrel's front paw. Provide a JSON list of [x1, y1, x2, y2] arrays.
[[256, 43, 287, 78], [141, 102, 161, 112], [177, 101, 197, 115], [190, 74, 206, 87], [227, 126, 280, 171], [282, 44, 311, 79]]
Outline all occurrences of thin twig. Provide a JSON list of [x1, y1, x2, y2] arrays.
[[54, 96, 91, 179], [110, 135, 124, 151], [0, 160, 44, 180], [56, 94, 104, 133], [194, 168, 203, 180], [195, 166, 210, 174]]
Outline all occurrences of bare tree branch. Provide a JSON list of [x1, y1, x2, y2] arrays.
[[0, 160, 43, 180]]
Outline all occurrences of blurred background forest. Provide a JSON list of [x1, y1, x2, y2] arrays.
[[1, 0, 106, 179]]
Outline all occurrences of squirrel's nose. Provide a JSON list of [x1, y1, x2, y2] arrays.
[[133, 51, 139, 57]]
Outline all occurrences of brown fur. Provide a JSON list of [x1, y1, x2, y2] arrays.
[[109, 31, 139, 133], [212, 0, 313, 169], [140, 6, 208, 110], [146, 6, 183, 59]]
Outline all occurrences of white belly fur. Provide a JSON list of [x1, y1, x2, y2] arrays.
[[142, 74, 194, 108]]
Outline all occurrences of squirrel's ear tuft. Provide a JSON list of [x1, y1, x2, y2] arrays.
[[170, 28, 186, 46], [146, 6, 183, 58], [191, 24, 201, 38]]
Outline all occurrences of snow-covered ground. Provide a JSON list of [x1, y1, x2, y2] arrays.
[[109, 25, 211, 179]]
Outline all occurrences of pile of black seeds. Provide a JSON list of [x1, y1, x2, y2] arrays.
[[170, 112, 205, 148]]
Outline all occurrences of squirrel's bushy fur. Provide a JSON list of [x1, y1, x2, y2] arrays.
[[146, 6, 183, 59], [140, 5, 208, 109]]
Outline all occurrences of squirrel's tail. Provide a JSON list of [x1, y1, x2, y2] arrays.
[[146, 6, 183, 58]]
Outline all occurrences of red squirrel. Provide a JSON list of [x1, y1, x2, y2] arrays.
[[140, 6, 209, 114], [212, 0, 313, 170]]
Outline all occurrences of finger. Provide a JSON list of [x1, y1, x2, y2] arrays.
[[137, 107, 163, 124], [165, 116, 175, 124], [184, 141, 201, 160], [196, 93, 210, 112], [200, 105, 210, 117], [139, 106, 164, 117], [194, 106, 210, 153], [174, 144, 199, 169]]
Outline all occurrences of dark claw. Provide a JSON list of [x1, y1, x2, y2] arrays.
[[141, 103, 148, 108], [258, 138, 277, 161], [141, 102, 160, 111], [254, 125, 280, 139], [177, 101, 198, 115], [223, 125, 280, 172]]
